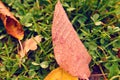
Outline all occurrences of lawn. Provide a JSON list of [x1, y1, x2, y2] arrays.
[[0, 0, 120, 80]]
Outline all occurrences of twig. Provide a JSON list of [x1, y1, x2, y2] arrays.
[[98, 64, 108, 80], [91, 73, 107, 77]]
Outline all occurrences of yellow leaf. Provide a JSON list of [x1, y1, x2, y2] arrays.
[[44, 67, 78, 80]]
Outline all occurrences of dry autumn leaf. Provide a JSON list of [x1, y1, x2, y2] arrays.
[[0, 1, 24, 40], [117, 48, 120, 58], [18, 35, 41, 58], [44, 67, 78, 80], [52, 0, 91, 79]]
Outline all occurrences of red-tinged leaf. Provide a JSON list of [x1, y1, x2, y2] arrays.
[[117, 48, 120, 58], [18, 35, 41, 58], [52, 1, 91, 79], [0, 1, 24, 40]]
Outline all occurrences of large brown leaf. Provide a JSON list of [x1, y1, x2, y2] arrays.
[[52, 1, 91, 79], [0, 1, 24, 40], [44, 67, 78, 80]]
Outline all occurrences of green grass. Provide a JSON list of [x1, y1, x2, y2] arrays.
[[0, 0, 120, 80]]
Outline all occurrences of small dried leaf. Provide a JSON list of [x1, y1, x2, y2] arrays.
[[52, 1, 91, 79], [18, 35, 41, 58], [0, 1, 24, 40], [44, 67, 78, 80], [117, 48, 120, 58]]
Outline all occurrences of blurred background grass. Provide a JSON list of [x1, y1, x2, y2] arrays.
[[0, 0, 120, 79]]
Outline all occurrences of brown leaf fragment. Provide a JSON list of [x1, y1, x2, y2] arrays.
[[52, 0, 91, 79], [44, 67, 78, 80], [0, 1, 24, 40], [18, 35, 41, 58], [117, 48, 120, 58]]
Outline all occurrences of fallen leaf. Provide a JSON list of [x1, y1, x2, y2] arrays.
[[44, 67, 78, 80], [52, 0, 91, 79], [18, 35, 41, 58], [0, 1, 24, 40]]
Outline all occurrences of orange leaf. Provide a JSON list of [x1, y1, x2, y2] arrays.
[[52, 1, 91, 79], [0, 1, 24, 40], [44, 67, 78, 80], [18, 35, 41, 58]]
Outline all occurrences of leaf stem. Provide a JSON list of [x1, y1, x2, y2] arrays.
[[18, 40, 24, 57], [98, 64, 108, 80], [18, 40, 24, 67]]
